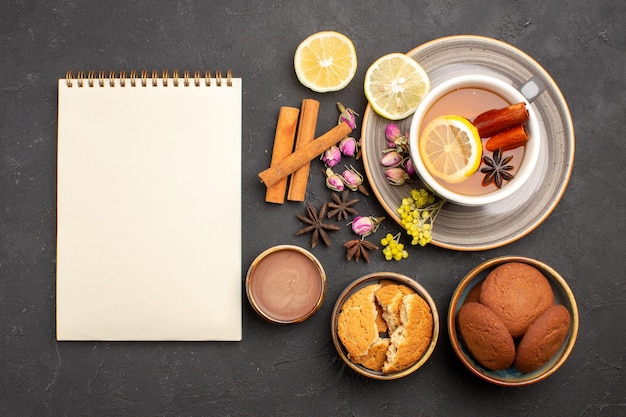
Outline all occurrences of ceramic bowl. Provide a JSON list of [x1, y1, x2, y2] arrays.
[[246, 245, 326, 324], [408, 74, 541, 206], [331, 272, 439, 380], [448, 256, 579, 386]]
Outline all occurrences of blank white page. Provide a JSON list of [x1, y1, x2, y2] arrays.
[[56, 73, 242, 341]]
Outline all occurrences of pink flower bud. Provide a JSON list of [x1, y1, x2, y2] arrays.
[[385, 123, 408, 149], [380, 150, 404, 167], [385, 167, 410, 186], [337, 102, 358, 129], [325, 168, 345, 192], [385, 123, 402, 141], [321, 145, 341, 168], [339, 136, 358, 157], [350, 215, 384, 238], [404, 158, 416, 177], [340, 165, 364, 191]]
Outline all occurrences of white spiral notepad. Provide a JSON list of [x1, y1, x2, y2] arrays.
[[56, 70, 242, 341]]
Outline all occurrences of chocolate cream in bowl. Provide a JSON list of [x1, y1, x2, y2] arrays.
[[247, 246, 325, 323]]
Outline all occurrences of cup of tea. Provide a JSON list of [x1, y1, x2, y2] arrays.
[[408, 74, 541, 206]]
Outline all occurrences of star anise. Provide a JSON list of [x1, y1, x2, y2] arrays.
[[344, 239, 379, 263], [327, 190, 359, 221], [481, 148, 515, 189], [296, 202, 341, 248]]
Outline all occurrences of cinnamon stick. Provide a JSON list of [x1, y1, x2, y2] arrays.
[[485, 124, 528, 152], [287, 99, 320, 201], [264, 106, 300, 204], [258, 122, 352, 188], [472, 102, 529, 138]]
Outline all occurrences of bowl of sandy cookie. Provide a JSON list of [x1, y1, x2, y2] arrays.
[[331, 272, 439, 380], [448, 256, 579, 386]]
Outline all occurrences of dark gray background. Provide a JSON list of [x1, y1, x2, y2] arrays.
[[1, 1, 624, 416]]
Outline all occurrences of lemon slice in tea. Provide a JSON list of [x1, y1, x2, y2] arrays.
[[419, 115, 483, 184]]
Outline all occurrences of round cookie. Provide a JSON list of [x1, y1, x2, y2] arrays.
[[383, 293, 433, 373], [480, 262, 554, 338], [352, 337, 390, 371], [515, 304, 571, 373], [456, 302, 515, 371], [337, 284, 381, 358], [376, 282, 416, 334], [463, 281, 483, 305]]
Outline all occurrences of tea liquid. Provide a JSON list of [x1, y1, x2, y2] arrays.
[[420, 87, 526, 195]]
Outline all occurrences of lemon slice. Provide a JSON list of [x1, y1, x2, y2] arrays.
[[364, 53, 430, 120], [294, 31, 357, 93], [419, 115, 482, 184]]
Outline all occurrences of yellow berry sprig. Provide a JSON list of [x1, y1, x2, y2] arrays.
[[397, 188, 445, 247], [381, 233, 409, 261]]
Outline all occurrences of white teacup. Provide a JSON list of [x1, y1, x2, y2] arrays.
[[409, 74, 541, 206]]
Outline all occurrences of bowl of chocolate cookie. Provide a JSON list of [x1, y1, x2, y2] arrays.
[[331, 272, 439, 380], [448, 256, 579, 386]]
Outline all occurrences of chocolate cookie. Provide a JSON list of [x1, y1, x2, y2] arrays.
[[480, 262, 554, 338], [464, 281, 483, 305], [456, 302, 515, 371], [515, 304, 571, 373]]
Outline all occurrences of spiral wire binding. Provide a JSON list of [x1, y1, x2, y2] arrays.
[[65, 70, 234, 88]]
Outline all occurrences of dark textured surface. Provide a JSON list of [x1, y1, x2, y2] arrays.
[[1, 1, 624, 416]]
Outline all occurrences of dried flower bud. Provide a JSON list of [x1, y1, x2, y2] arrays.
[[339, 136, 358, 157], [337, 102, 358, 130], [404, 158, 416, 177], [321, 145, 341, 168], [385, 123, 409, 149], [325, 168, 345, 192], [340, 165, 364, 191], [380, 150, 404, 167], [350, 215, 385, 238], [385, 123, 402, 142], [385, 167, 410, 186]]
